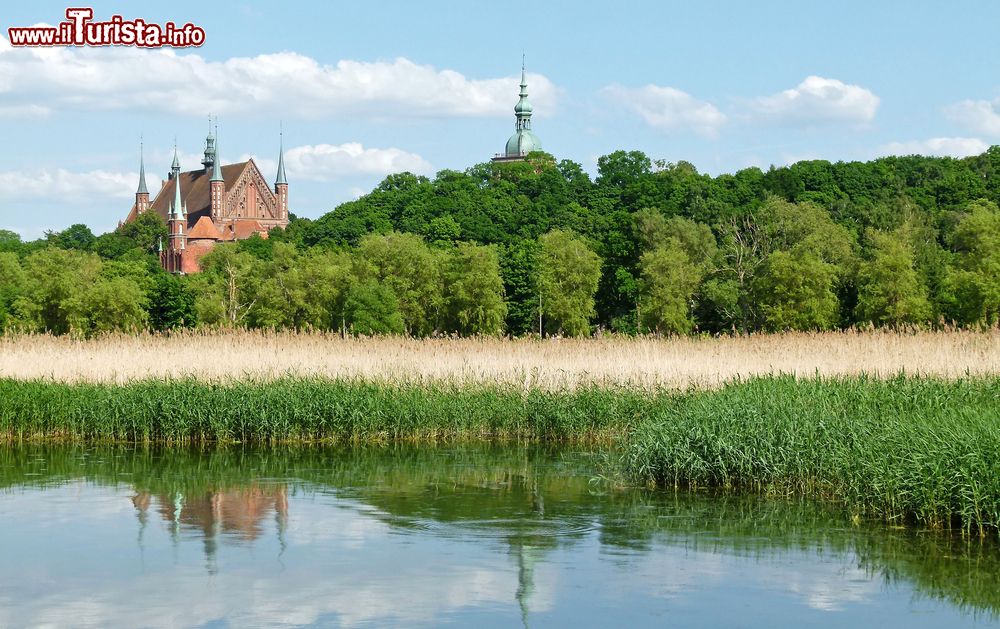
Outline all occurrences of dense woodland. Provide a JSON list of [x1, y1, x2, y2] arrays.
[[3, 148, 1000, 337]]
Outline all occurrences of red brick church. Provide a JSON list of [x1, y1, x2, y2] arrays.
[[123, 128, 289, 273]]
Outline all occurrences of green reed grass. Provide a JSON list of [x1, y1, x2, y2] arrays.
[[0, 378, 645, 444], [2, 374, 1000, 534], [620, 375, 1000, 535]]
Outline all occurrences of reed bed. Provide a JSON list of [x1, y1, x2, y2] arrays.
[[619, 376, 1000, 535], [0, 378, 643, 443], [1, 328, 999, 389]]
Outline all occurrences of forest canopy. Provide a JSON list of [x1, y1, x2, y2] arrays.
[[4, 146, 1000, 337]]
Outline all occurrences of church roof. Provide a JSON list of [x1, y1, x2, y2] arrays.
[[187, 215, 222, 240], [233, 220, 268, 240], [149, 161, 249, 222]]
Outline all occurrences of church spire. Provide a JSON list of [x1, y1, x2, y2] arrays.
[[170, 140, 180, 179], [275, 125, 287, 186], [210, 124, 223, 183], [136, 138, 148, 195], [171, 160, 183, 219]]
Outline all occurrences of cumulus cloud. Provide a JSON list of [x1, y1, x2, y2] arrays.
[[750, 76, 879, 124], [602, 84, 727, 136], [0, 168, 140, 201], [245, 142, 433, 181], [0, 35, 557, 119], [945, 99, 1000, 136], [878, 137, 989, 158]]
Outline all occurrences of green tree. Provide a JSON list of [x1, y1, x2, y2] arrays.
[[754, 249, 840, 331], [948, 199, 1000, 324], [855, 227, 931, 326], [0, 252, 25, 330], [343, 280, 405, 335], [149, 273, 197, 330], [17, 248, 103, 334], [82, 276, 148, 333], [191, 246, 260, 327], [638, 239, 701, 334], [444, 243, 507, 335], [0, 230, 22, 255], [94, 211, 168, 259], [356, 232, 443, 335], [48, 224, 95, 251], [537, 230, 602, 337]]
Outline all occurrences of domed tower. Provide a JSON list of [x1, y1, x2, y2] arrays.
[[493, 58, 542, 162]]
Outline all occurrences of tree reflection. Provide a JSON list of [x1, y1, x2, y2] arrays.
[[2, 443, 1000, 621]]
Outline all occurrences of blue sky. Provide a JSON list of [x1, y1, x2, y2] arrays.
[[3, 0, 1000, 238]]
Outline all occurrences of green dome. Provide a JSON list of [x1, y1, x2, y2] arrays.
[[506, 129, 542, 157], [514, 98, 533, 115]]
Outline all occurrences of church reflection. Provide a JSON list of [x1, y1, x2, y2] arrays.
[[126, 469, 550, 625], [131, 485, 288, 573]]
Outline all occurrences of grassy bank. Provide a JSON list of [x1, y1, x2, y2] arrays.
[[2, 375, 999, 534]]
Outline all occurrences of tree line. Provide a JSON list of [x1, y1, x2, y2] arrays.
[[2, 147, 1000, 337]]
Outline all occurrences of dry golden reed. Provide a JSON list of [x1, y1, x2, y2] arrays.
[[1, 329, 998, 389]]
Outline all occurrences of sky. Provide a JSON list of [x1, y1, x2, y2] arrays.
[[3, 0, 1000, 238]]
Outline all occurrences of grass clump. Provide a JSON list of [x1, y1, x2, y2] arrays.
[[619, 375, 1000, 535]]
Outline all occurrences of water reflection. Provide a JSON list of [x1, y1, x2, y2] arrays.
[[0, 444, 998, 628], [132, 485, 289, 573]]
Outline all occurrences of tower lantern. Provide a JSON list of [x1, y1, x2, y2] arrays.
[[493, 57, 542, 163]]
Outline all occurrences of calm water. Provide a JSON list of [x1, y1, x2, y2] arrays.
[[1, 445, 998, 628]]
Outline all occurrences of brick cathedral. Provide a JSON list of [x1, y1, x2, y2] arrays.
[[123, 127, 289, 273]]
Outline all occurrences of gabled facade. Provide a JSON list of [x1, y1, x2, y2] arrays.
[[123, 127, 289, 274]]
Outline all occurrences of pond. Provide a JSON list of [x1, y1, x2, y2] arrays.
[[0, 445, 998, 628]]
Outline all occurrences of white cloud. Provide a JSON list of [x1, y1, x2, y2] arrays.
[[0, 35, 557, 119], [0, 168, 141, 202], [603, 84, 727, 137], [246, 143, 433, 181], [945, 99, 1000, 136], [751, 76, 879, 124], [0, 104, 49, 118], [878, 137, 988, 158]]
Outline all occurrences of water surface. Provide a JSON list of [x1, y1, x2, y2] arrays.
[[1, 445, 998, 628]]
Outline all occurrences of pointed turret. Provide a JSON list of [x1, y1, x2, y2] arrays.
[[210, 125, 225, 220], [274, 127, 289, 219], [170, 142, 181, 180], [135, 139, 150, 214], [166, 169, 186, 274], [137, 141, 148, 195], [210, 133, 223, 182], [274, 130, 287, 186], [173, 164, 183, 216]]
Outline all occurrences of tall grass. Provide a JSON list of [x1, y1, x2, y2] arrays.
[[2, 328, 999, 389], [619, 375, 1000, 535], [0, 378, 644, 443]]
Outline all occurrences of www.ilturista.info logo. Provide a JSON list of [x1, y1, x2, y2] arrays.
[[7, 8, 205, 48]]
